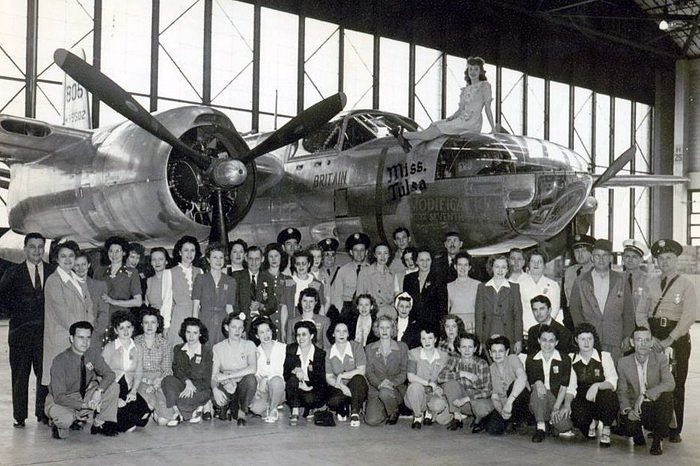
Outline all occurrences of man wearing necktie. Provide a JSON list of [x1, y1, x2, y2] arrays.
[[636, 239, 696, 443], [622, 239, 648, 311], [330, 233, 370, 321], [432, 231, 462, 283], [0, 233, 56, 428]]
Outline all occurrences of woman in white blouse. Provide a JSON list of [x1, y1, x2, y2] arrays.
[[519, 249, 562, 333], [144, 247, 174, 336], [248, 316, 286, 423], [102, 310, 150, 432]]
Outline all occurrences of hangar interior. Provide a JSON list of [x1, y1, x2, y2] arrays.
[[1, 2, 700, 466], [1, 0, 698, 250]]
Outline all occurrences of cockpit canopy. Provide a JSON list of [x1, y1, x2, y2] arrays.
[[300, 111, 418, 155], [436, 133, 590, 179]]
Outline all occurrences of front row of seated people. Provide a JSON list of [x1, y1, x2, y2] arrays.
[[46, 289, 677, 456]]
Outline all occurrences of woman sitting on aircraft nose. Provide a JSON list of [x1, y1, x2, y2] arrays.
[[404, 57, 498, 142], [95, 236, 143, 325]]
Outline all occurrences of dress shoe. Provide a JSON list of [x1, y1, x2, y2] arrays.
[[202, 411, 212, 421], [633, 434, 647, 446], [531, 429, 546, 443], [423, 411, 433, 426], [51, 425, 65, 440], [669, 432, 682, 443], [37, 415, 49, 425], [13, 420, 25, 428], [471, 420, 485, 434], [237, 417, 247, 426], [69, 420, 83, 431], [91, 423, 119, 437], [650, 437, 663, 455], [411, 417, 422, 430], [386, 412, 399, 425], [446, 419, 463, 431]]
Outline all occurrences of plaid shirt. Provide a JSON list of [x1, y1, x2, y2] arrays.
[[437, 354, 491, 399], [134, 334, 173, 378]]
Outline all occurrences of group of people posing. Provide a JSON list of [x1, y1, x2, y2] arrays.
[[0, 227, 693, 457]]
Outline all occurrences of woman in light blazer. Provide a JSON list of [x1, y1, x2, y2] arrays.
[[42, 241, 94, 385]]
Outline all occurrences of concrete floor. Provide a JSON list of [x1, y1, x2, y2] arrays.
[[0, 322, 698, 466]]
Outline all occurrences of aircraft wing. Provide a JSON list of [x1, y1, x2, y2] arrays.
[[0, 115, 93, 164], [594, 174, 688, 188]]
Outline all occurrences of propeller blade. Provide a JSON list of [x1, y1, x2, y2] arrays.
[[53, 48, 210, 170], [591, 146, 635, 190], [208, 190, 229, 257], [241, 92, 347, 163]]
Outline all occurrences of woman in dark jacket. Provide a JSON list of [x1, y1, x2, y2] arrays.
[[284, 320, 328, 425]]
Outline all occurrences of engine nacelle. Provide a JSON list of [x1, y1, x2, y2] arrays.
[[7, 106, 242, 247]]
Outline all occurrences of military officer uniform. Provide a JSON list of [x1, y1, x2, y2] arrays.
[[622, 239, 649, 311], [637, 239, 695, 441], [277, 228, 302, 276], [330, 233, 370, 319], [561, 234, 595, 330]]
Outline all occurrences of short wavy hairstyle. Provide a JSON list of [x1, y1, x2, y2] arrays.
[[172, 235, 202, 265], [178, 317, 208, 344], [296, 287, 321, 315], [139, 306, 165, 335], [372, 314, 397, 339], [248, 316, 278, 345]]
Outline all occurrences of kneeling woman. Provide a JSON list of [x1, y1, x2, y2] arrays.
[[485, 335, 530, 435], [211, 313, 258, 425], [249, 316, 286, 423], [437, 332, 494, 432], [161, 317, 213, 425], [364, 315, 409, 426], [101, 310, 151, 432], [325, 321, 369, 427], [284, 321, 328, 425], [405, 325, 450, 429], [134, 307, 174, 425], [564, 323, 618, 447]]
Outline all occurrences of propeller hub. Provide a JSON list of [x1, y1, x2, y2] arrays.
[[212, 159, 248, 189]]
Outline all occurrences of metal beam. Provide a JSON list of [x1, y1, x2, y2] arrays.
[[338, 26, 344, 93], [297, 15, 305, 114], [545, 0, 600, 14], [372, 34, 379, 109], [484, 0, 679, 58], [150, 0, 159, 112], [91, 0, 102, 128], [202, 0, 212, 105], [252, 2, 261, 132], [440, 53, 447, 120], [408, 44, 415, 119], [25, 0, 38, 118]]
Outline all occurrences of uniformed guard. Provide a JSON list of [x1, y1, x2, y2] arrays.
[[622, 238, 649, 310], [329, 233, 370, 319], [561, 234, 595, 330], [637, 239, 696, 443], [319, 237, 340, 292], [277, 228, 302, 275]]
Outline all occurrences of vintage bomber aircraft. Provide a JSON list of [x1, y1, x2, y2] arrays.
[[0, 49, 683, 261]]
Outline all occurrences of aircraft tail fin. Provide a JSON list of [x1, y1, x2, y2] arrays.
[[62, 48, 91, 129]]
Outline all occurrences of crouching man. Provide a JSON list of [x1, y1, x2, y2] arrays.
[[617, 326, 675, 455], [45, 321, 119, 439]]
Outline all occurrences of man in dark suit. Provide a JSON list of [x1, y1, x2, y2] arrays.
[[0, 233, 56, 427], [526, 295, 573, 355], [233, 246, 274, 324], [432, 231, 462, 283], [617, 326, 675, 455]]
